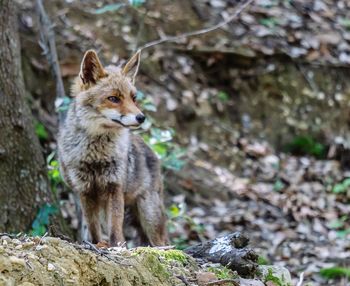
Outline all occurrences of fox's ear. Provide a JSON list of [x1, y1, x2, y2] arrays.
[[122, 50, 141, 84], [79, 50, 106, 85]]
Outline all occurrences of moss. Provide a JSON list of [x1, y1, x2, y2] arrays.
[[320, 267, 350, 279], [258, 255, 269, 265], [132, 247, 188, 266], [140, 252, 171, 281], [207, 266, 237, 280]]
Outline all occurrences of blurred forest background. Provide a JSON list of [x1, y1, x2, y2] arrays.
[[1, 0, 350, 285]]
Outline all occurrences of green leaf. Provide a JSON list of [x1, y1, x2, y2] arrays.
[[31, 204, 58, 236], [273, 179, 285, 192], [342, 178, 350, 188], [332, 183, 347, 194], [217, 91, 229, 102], [336, 229, 350, 238], [142, 101, 157, 112], [56, 96, 72, 112], [136, 90, 145, 100], [150, 128, 173, 143], [340, 18, 350, 29], [168, 204, 180, 218], [92, 3, 126, 14], [129, 0, 146, 7], [328, 219, 345, 229], [46, 151, 56, 165], [162, 148, 186, 171], [35, 122, 48, 140], [259, 17, 279, 28], [152, 143, 168, 158]]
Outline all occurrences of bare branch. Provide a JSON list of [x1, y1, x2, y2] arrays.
[[35, 0, 66, 123], [138, 0, 254, 51]]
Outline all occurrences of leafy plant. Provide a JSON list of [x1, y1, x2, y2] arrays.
[[208, 266, 237, 280], [332, 178, 350, 194], [320, 267, 350, 280], [328, 216, 350, 238], [167, 203, 205, 249], [285, 135, 326, 158], [217, 91, 229, 102], [47, 152, 63, 195], [55, 96, 72, 113], [35, 121, 49, 141], [264, 268, 289, 286], [31, 203, 57, 236], [340, 18, 350, 30], [273, 179, 285, 192], [137, 90, 186, 171], [30, 152, 64, 235], [259, 17, 279, 28]]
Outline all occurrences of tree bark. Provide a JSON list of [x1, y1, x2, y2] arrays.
[[0, 0, 50, 232]]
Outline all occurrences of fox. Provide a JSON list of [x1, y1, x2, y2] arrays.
[[58, 50, 168, 246]]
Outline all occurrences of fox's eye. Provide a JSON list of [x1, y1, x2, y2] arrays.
[[132, 95, 137, 102], [108, 96, 120, 103]]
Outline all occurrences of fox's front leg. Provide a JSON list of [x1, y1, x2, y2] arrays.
[[80, 193, 102, 244], [107, 186, 125, 246]]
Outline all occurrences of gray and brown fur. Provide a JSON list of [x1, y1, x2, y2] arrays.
[[58, 50, 168, 246]]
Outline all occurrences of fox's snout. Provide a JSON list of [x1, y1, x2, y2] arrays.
[[136, 113, 145, 124], [101, 107, 145, 127]]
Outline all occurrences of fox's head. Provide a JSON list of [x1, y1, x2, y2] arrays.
[[72, 50, 145, 133]]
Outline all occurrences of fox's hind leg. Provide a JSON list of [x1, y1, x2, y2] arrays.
[[137, 191, 168, 246], [80, 193, 102, 244]]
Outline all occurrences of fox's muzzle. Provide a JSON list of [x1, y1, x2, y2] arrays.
[[136, 113, 145, 124]]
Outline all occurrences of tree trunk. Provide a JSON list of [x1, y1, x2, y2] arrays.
[[0, 0, 50, 232]]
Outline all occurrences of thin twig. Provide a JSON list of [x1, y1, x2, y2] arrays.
[[0, 233, 17, 238], [35, 232, 48, 251], [296, 271, 304, 286], [153, 245, 176, 250], [176, 275, 191, 286], [81, 240, 133, 266], [83, 240, 109, 255], [138, 0, 254, 51], [35, 0, 66, 123]]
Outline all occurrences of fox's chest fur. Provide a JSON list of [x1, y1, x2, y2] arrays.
[[59, 125, 131, 192]]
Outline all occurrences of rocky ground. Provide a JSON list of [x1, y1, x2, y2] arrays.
[[14, 0, 350, 285], [0, 234, 290, 286]]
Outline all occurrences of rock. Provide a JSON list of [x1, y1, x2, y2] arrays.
[[47, 263, 56, 271], [8, 256, 26, 266], [196, 271, 217, 285], [239, 278, 265, 286]]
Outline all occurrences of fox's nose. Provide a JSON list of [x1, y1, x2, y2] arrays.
[[136, 113, 146, 124]]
